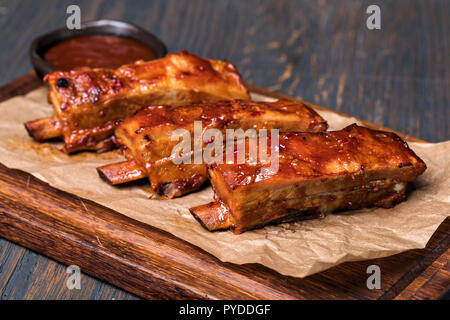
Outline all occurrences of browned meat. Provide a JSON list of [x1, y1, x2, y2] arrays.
[[24, 51, 249, 153], [190, 124, 427, 234], [97, 99, 328, 198]]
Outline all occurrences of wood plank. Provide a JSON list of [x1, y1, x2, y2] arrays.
[[0, 72, 42, 102], [0, 73, 448, 300], [247, 84, 426, 143], [395, 250, 449, 300], [1, 0, 447, 301], [0, 163, 300, 300]]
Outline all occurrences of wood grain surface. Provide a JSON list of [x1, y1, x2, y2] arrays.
[[0, 0, 448, 300], [0, 73, 448, 301]]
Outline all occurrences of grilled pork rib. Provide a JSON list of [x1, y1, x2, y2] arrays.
[[190, 124, 427, 234], [97, 100, 327, 198], [24, 51, 249, 153]]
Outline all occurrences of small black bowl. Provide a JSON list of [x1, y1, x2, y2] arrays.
[[30, 19, 167, 79]]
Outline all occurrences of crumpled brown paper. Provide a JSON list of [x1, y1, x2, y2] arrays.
[[0, 87, 448, 278]]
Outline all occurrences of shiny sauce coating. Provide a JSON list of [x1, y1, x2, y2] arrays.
[[44, 35, 156, 70]]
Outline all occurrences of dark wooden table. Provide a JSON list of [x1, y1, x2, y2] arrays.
[[0, 0, 448, 300]]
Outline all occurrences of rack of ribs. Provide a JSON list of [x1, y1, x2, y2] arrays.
[[24, 51, 249, 153], [190, 124, 427, 234], [97, 99, 328, 198]]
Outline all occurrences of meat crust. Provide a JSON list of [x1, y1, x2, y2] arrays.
[[25, 51, 249, 153], [98, 99, 327, 197], [190, 124, 427, 233]]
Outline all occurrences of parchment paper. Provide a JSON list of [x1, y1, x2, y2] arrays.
[[0, 87, 448, 278]]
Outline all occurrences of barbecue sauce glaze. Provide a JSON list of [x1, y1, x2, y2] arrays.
[[44, 35, 156, 70]]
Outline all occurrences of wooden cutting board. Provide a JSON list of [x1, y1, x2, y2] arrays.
[[0, 73, 448, 300]]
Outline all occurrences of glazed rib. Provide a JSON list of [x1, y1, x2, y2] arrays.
[[97, 160, 146, 185], [190, 124, 427, 234], [25, 51, 249, 153], [97, 99, 327, 197], [24, 117, 62, 141]]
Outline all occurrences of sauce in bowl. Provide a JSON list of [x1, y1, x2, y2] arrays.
[[44, 35, 157, 70]]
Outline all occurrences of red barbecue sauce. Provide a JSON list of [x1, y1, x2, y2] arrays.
[[44, 35, 156, 70]]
